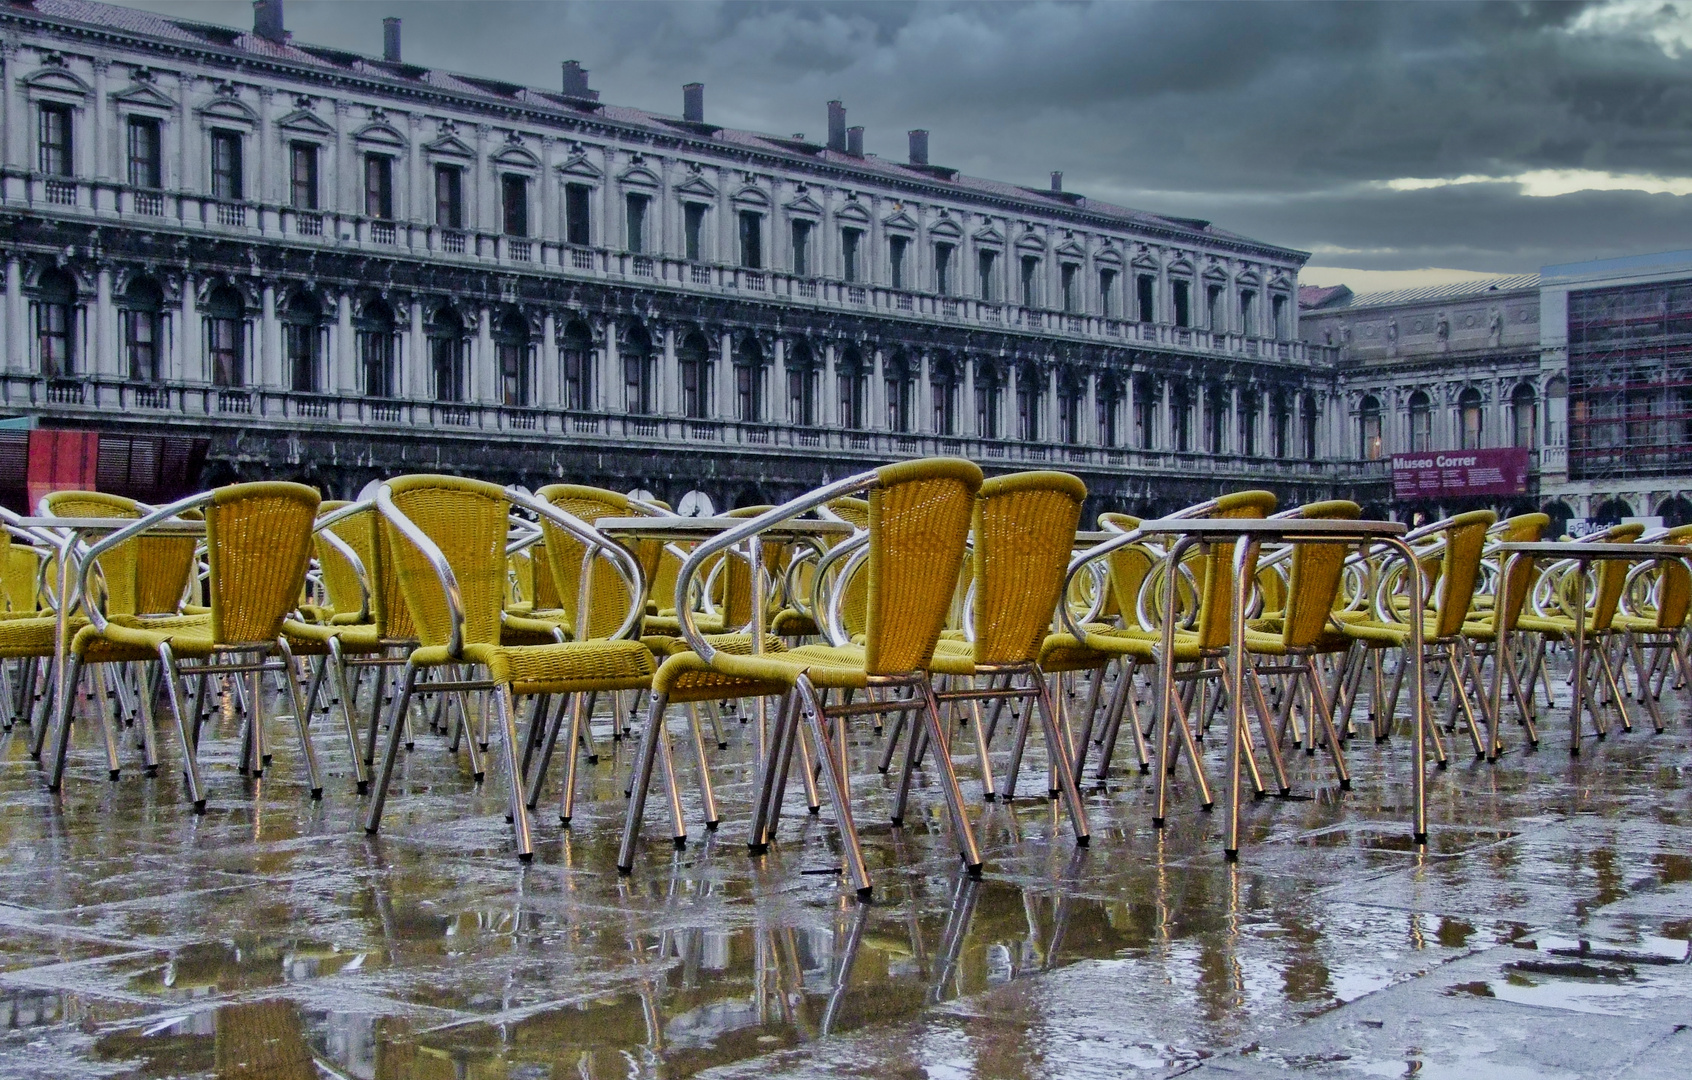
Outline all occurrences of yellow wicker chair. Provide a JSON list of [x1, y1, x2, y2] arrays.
[[1613, 523, 1692, 728], [1460, 513, 1549, 754], [362, 476, 654, 862], [621, 458, 984, 899], [55, 482, 323, 809]]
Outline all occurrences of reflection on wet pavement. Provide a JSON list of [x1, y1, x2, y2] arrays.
[[0, 666, 1685, 1078]]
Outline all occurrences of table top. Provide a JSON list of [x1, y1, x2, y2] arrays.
[[597, 516, 854, 543], [1133, 517, 1408, 540], [12, 516, 206, 533], [1496, 541, 1692, 560]]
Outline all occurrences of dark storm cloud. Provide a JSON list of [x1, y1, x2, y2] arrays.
[[124, 0, 1692, 272]]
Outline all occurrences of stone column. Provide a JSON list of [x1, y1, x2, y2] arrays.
[[602, 322, 622, 414], [409, 298, 426, 399], [539, 311, 560, 407], [335, 292, 355, 394], [716, 330, 734, 419], [870, 347, 887, 430], [476, 304, 494, 402], [1005, 364, 1019, 441], [181, 277, 201, 382], [918, 352, 934, 434], [822, 342, 839, 428], [1047, 365, 1061, 442], [91, 59, 110, 190], [962, 357, 977, 437], [1085, 370, 1099, 445], [658, 324, 679, 416], [1123, 372, 1138, 448], [94, 265, 114, 377], [260, 283, 280, 388], [772, 337, 788, 422], [1, 258, 18, 372]]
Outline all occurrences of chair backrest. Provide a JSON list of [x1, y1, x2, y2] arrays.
[[1191, 490, 1278, 650], [313, 500, 368, 621], [862, 459, 982, 674], [1279, 500, 1360, 648], [534, 485, 645, 640], [970, 472, 1086, 664], [380, 475, 508, 651], [2, 539, 41, 613], [204, 482, 321, 645], [1590, 521, 1644, 630], [42, 491, 143, 616], [1430, 510, 1498, 638], [1490, 513, 1548, 633], [827, 497, 870, 529]]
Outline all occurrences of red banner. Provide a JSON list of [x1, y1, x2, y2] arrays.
[[1392, 447, 1530, 500]]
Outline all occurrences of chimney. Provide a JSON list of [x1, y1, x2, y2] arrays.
[[846, 125, 864, 157], [683, 82, 704, 123], [253, 0, 286, 44], [383, 17, 401, 62], [561, 60, 590, 97], [827, 101, 847, 152], [1051, 171, 1063, 193], [908, 129, 929, 166]]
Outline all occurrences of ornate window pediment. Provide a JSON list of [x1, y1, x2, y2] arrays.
[[732, 184, 770, 207], [1236, 267, 1261, 287], [557, 152, 602, 180], [1201, 261, 1229, 283], [1095, 246, 1122, 267], [836, 202, 870, 225], [674, 174, 716, 200], [1054, 239, 1085, 260], [277, 108, 334, 138], [1167, 256, 1195, 276], [354, 120, 408, 150], [972, 224, 1005, 246], [784, 193, 823, 217], [882, 209, 917, 231], [113, 81, 176, 113], [929, 217, 963, 240], [196, 95, 258, 127], [25, 66, 90, 101], [617, 163, 660, 188], [1015, 230, 1046, 253]]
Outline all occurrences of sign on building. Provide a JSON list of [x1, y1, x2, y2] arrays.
[[1391, 447, 1530, 500]]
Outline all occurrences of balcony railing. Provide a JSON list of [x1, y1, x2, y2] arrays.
[[215, 202, 247, 228], [295, 211, 323, 236], [370, 221, 396, 245], [133, 191, 164, 217], [44, 180, 76, 205], [506, 239, 532, 262]]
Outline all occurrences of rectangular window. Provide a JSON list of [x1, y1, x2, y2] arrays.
[[364, 155, 393, 220], [842, 228, 861, 283], [285, 322, 316, 392], [127, 118, 162, 190], [684, 203, 706, 262], [977, 250, 996, 302], [738, 211, 763, 269], [362, 332, 395, 398], [1061, 264, 1079, 313], [1239, 290, 1256, 336], [1207, 284, 1225, 331], [434, 165, 462, 229], [935, 243, 953, 296], [1173, 280, 1191, 328], [210, 130, 243, 201], [1021, 256, 1039, 308], [500, 341, 529, 407], [38, 103, 72, 177], [1137, 274, 1156, 322], [889, 236, 908, 290], [565, 183, 592, 245], [625, 193, 648, 253], [210, 316, 241, 387], [501, 174, 528, 237], [289, 142, 318, 210], [1098, 269, 1116, 318], [1271, 294, 1289, 340], [790, 219, 811, 276], [431, 336, 463, 402], [39, 301, 73, 377], [126, 310, 160, 382]]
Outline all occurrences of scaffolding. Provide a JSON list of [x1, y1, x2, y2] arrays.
[[1567, 279, 1692, 482]]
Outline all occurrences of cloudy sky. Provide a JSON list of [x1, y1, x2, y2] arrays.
[[127, 0, 1692, 290]]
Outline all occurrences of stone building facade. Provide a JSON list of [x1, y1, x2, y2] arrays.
[[0, 0, 1352, 515]]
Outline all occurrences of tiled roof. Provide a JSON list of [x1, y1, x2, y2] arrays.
[[9, 0, 1302, 256], [1297, 284, 1351, 310], [1330, 274, 1541, 310]]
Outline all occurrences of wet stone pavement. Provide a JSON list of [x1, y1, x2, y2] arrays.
[[0, 664, 1688, 1078]]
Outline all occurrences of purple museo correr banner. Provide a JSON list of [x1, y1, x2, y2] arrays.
[[1391, 447, 1531, 500]]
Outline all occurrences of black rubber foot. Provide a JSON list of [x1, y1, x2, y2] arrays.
[[705, 820, 719, 831], [479, 743, 490, 753], [262, 754, 273, 766], [1375, 735, 1390, 744], [108, 769, 120, 781], [1339, 779, 1353, 791], [672, 836, 687, 850], [983, 793, 997, 803], [877, 766, 889, 774], [517, 852, 533, 863], [717, 742, 728, 750], [1413, 832, 1428, 845], [560, 816, 571, 827], [1253, 789, 1266, 801], [1049, 789, 1061, 801], [889, 816, 903, 827], [309, 788, 323, 800], [747, 842, 768, 855], [1075, 835, 1090, 848], [1475, 752, 1485, 761], [617, 864, 632, 876], [1152, 816, 1166, 828], [1224, 848, 1239, 861], [1595, 732, 1607, 741], [1571, 747, 1581, 757], [586, 755, 599, 764], [356, 780, 370, 795], [364, 826, 378, 835], [505, 814, 514, 823], [144, 765, 159, 777], [1139, 763, 1150, 774], [856, 886, 874, 902], [964, 861, 983, 879], [193, 799, 207, 814], [808, 805, 820, 815], [1436, 760, 1449, 770], [1200, 802, 1215, 813]]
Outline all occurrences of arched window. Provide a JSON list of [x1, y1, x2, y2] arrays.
[[1171, 384, 1192, 452], [560, 319, 592, 411], [978, 363, 1005, 440], [786, 340, 818, 426], [205, 285, 245, 388], [1459, 387, 1484, 450], [356, 297, 397, 399], [1301, 393, 1320, 459], [1238, 390, 1259, 457], [1540, 500, 1574, 538], [886, 350, 915, 433], [1510, 383, 1537, 449], [624, 324, 654, 415], [122, 276, 164, 383], [837, 346, 867, 430], [1058, 372, 1085, 445], [1407, 390, 1431, 452], [678, 330, 710, 419], [734, 336, 765, 422], [282, 290, 322, 392], [1014, 365, 1040, 442], [429, 305, 466, 403], [1657, 496, 1692, 528], [1270, 392, 1290, 458], [1359, 395, 1383, 460], [1545, 375, 1567, 446], [932, 357, 959, 436], [1135, 376, 1158, 450], [36, 269, 77, 378], [1594, 497, 1633, 526], [1205, 384, 1226, 455], [495, 309, 531, 407]]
